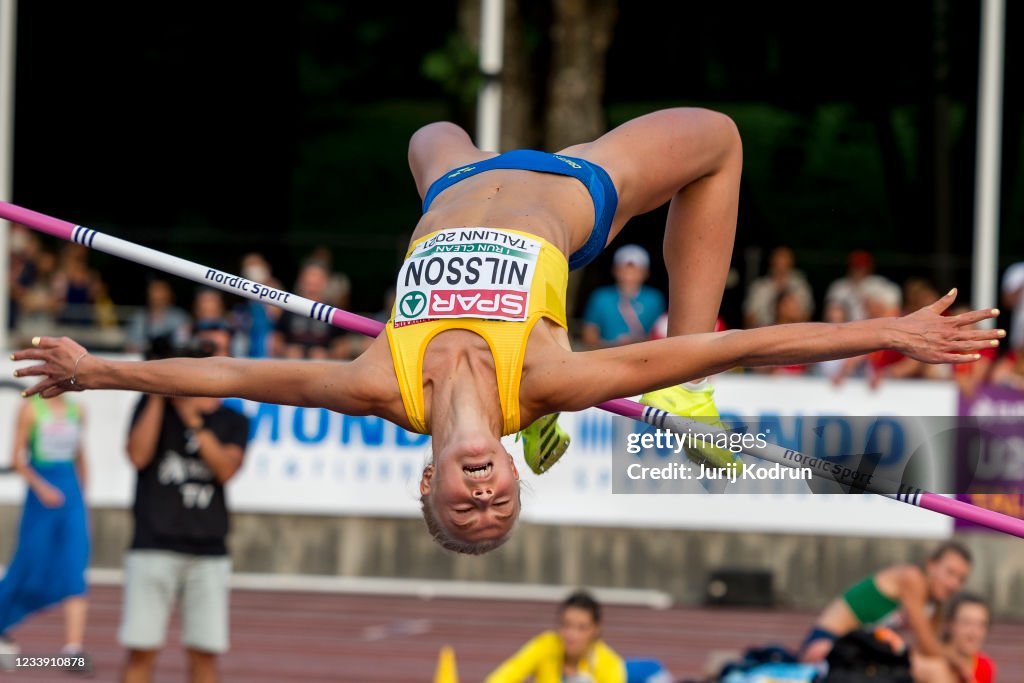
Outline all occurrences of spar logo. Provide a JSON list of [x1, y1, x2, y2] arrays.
[[398, 291, 427, 318], [429, 289, 527, 318]]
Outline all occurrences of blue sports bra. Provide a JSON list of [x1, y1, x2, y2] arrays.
[[421, 149, 619, 271]]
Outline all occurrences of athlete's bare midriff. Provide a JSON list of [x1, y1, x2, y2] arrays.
[[360, 165, 595, 432], [410, 160, 602, 259]]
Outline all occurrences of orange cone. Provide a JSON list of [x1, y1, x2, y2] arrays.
[[433, 645, 459, 683]]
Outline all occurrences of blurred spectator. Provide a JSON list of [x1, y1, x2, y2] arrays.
[[581, 245, 665, 348], [7, 225, 40, 328], [1001, 262, 1024, 349], [743, 246, 814, 328], [485, 590, 625, 683], [52, 245, 98, 327], [948, 305, 996, 397], [0, 394, 91, 671], [755, 288, 813, 375], [903, 277, 940, 314], [812, 301, 850, 379], [231, 253, 279, 358], [373, 287, 396, 324], [991, 345, 1024, 392], [832, 281, 929, 388], [125, 279, 192, 354], [17, 248, 59, 323], [272, 262, 346, 359], [825, 250, 896, 321], [942, 594, 996, 683], [192, 288, 227, 328], [649, 312, 726, 340], [92, 281, 119, 329], [306, 246, 352, 310], [776, 287, 812, 325]]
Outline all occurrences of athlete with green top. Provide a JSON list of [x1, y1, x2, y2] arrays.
[[801, 542, 976, 682]]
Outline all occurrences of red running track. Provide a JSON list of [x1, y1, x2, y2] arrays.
[[4, 585, 1022, 681]]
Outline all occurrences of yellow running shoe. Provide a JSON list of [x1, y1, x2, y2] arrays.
[[517, 413, 570, 474], [639, 383, 739, 468]]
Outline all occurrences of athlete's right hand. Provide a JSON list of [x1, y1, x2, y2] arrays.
[[11, 336, 95, 398], [893, 289, 1004, 364]]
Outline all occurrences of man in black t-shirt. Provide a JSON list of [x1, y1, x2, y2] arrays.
[[118, 323, 249, 683]]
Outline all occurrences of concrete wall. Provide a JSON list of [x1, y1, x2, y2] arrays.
[[2, 505, 1022, 618]]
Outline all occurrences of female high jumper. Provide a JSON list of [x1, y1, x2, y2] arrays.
[[11, 109, 1004, 555]]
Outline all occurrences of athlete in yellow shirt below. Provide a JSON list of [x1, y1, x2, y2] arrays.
[[13, 109, 1005, 555], [486, 591, 625, 683]]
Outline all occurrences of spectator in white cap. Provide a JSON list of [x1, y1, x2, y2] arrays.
[[1001, 262, 1024, 350], [581, 244, 666, 348]]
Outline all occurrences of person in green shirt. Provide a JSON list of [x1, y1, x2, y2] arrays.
[[801, 541, 976, 682]]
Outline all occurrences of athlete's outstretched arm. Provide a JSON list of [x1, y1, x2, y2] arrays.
[[11, 336, 379, 416], [537, 290, 1002, 412]]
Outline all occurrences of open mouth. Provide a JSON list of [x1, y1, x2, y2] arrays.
[[462, 462, 493, 480]]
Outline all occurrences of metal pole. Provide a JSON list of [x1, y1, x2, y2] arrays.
[[972, 0, 1005, 320], [0, 0, 16, 353], [475, 0, 504, 152]]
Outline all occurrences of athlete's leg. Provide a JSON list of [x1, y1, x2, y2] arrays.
[[407, 122, 495, 199], [566, 109, 742, 467], [564, 107, 742, 336]]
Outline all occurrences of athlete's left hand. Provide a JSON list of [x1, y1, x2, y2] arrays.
[[893, 289, 1003, 364]]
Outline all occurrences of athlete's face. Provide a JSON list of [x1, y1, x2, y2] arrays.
[[946, 602, 989, 656], [926, 551, 971, 602], [559, 606, 600, 660], [422, 441, 521, 545]]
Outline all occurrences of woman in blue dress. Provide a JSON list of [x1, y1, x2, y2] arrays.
[[0, 394, 90, 661]]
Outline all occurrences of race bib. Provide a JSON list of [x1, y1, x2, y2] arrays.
[[394, 228, 540, 326]]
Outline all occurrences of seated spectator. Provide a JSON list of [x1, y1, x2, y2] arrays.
[[1001, 262, 1024, 350], [743, 246, 814, 328], [991, 345, 1024, 392], [825, 250, 897, 321], [485, 590, 625, 683], [125, 279, 192, 354], [581, 245, 665, 348], [800, 542, 975, 682], [272, 262, 346, 359], [942, 593, 996, 683]]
